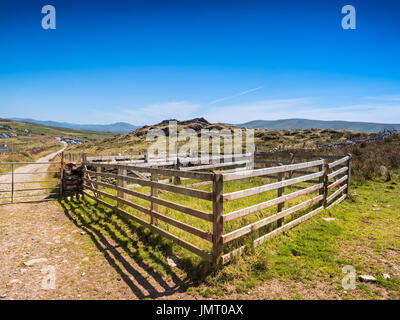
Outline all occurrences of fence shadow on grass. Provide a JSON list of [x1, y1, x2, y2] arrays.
[[58, 194, 205, 299]]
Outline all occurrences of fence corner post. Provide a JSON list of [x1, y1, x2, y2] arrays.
[[277, 163, 285, 227], [212, 171, 224, 266], [150, 167, 158, 225], [346, 153, 352, 196], [323, 161, 329, 208], [82, 152, 87, 164], [318, 158, 324, 207], [117, 166, 126, 206]]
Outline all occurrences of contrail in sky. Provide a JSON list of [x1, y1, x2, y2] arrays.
[[208, 86, 263, 105]]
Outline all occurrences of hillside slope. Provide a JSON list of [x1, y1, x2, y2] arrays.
[[0, 118, 115, 171], [67, 118, 377, 156]]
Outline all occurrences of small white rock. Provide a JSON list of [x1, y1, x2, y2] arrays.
[[382, 273, 390, 280], [358, 275, 377, 283], [0, 294, 7, 298], [82, 257, 89, 262], [23, 258, 48, 266], [8, 279, 21, 285], [166, 255, 178, 267], [323, 218, 336, 222], [80, 231, 86, 235], [81, 272, 86, 277]]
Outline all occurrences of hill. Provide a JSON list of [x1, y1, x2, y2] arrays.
[[0, 118, 115, 170], [11, 118, 140, 134], [66, 117, 377, 157], [233, 119, 400, 132]]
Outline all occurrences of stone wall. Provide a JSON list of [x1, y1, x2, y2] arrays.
[[62, 163, 83, 195]]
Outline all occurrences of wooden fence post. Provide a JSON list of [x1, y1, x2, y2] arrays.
[[318, 158, 324, 206], [96, 166, 102, 190], [323, 163, 329, 208], [82, 152, 87, 164], [60, 151, 64, 198], [277, 163, 285, 227], [288, 153, 295, 178], [346, 153, 352, 196], [11, 164, 14, 203], [174, 158, 181, 185], [212, 172, 224, 266], [150, 169, 158, 225], [117, 167, 126, 206]]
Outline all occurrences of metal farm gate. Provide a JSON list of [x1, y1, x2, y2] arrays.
[[0, 154, 63, 205]]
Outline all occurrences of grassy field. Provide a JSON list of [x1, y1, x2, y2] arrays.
[[59, 173, 400, 299]]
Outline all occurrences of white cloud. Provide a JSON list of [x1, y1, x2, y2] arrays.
[[204, 98, 400, 124], [208, 86, 263, 105], [204, 98, 317, 123], [363, 94, 400, 102]]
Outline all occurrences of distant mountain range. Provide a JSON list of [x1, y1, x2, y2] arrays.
[[10, 118, 141, 134], [9, 117, 400, 134], [233, 119, 400, 132]]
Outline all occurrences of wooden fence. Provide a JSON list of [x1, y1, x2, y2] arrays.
[[81, 152, 351, 265]]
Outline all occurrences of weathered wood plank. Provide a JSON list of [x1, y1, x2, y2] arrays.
[[181, 160, 248, 171], [222, 194, 324, 244], [83, 184, 212, 241], [222, 205, 325, 264], [83, 169, 213, 201], [328, 156, 350, 169], [223, 159, 324, 182], [328, 166, 348, 180], [86, 162, 213, 181], [327, 184, 347, 203], [82, 190, 212, 261], [223, 171, 324, 201], [327, 175, 348, 191], [326, 193, 347, 209], [83, 177, 212, 221], [223, 183, 323, 222]]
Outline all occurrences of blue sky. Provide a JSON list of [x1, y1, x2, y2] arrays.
[[0, 0, 400, 125]]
